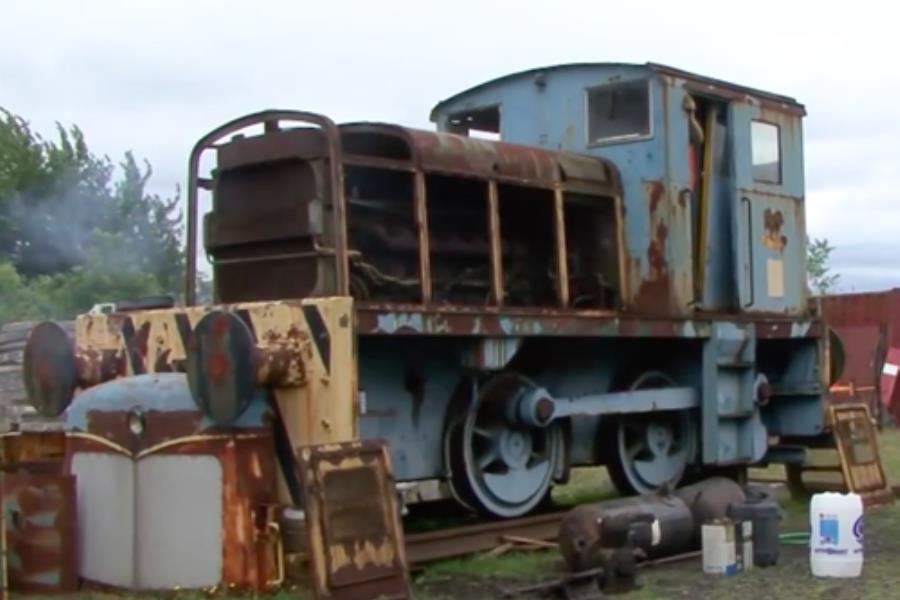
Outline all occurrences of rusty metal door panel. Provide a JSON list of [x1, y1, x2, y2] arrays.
[[136, 454, 223, 589], [298, 440, 411, 600], [2, 473, 76, 593], [70, 451, 135, 587]]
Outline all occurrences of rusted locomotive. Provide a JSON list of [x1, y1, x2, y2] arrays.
[[21, 63, 832, 589]]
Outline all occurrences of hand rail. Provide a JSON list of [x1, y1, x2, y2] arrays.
[[185, 110, 347, 305]]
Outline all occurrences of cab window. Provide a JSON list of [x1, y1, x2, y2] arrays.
[[587, 80, 651, 144], [751, 120, 781, 183]]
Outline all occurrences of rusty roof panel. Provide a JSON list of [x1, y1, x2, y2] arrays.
[[339, 123, 617, 191]]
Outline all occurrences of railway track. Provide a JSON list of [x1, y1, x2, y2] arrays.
[[405, 511, 564, 565]]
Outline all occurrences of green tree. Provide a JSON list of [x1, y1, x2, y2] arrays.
[[807, 237, 839, 296], [0, 108, 184, 320], [0, 109, 111, 276], [102, 153, 184, 295]]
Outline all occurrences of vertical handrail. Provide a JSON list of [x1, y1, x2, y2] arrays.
[[553, 188, 569, 308], [185, 110, 346, 306], [487, 181, 504, 306], [414, 172, 432, 303], [695, 108, 717, 304], [742, 196, 755, 307]]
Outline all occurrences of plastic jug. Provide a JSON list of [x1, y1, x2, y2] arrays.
[[809, 492, 863, 577]]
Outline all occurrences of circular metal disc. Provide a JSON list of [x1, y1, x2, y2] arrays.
[[186, 310, 257, 424], [449, 373, 563, 518], [604, 371, 693, 496], [22, 321, 78, 417], [615, 411, 692, 494]]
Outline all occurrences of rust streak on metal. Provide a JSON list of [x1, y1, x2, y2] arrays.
[[648, 181, 665, 215], [2, 473, 77, 593], [633, 220, 671, 313], [297, 439, 411, 599], [83, 409, 204, 455], [762, 208, 788, 253]]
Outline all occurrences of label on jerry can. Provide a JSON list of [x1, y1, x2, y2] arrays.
[[736, 519, 754, 572]]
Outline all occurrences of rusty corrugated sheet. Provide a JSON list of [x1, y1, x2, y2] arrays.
[[2, 473, 77, 593], [822, 289, 900, 346]]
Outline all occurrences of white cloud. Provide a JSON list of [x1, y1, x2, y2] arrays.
[[2, 0, 899, 290]]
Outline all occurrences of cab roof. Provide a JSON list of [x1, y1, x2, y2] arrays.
[[430, 62, 806, 120]]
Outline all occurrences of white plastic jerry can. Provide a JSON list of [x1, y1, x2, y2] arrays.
[[809, 492, 863, 578]]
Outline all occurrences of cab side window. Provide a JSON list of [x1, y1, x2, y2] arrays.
[[751, 120, 781, 184], [587, 80, 651, 144]]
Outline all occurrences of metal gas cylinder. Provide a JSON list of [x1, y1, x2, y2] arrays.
[[672, 477, 746, 547], [558, 492, 694, 570]]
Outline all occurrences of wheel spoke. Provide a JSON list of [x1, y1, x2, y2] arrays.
[[626, 439, 644, 459], [478, 446, 501, 470], [473, 426, 494, 440]]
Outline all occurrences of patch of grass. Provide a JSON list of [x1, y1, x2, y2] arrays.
[[551, 466, 619, 506], [420, 550, 561, 582], [877, 426, 900, 484]]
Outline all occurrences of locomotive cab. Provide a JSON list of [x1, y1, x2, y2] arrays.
[[432, 63, 809, 317]]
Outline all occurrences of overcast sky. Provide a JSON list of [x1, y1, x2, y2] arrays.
[[2, 0, 896, 292]]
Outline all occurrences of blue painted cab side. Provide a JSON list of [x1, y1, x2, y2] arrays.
[[430, 63, 809, 317]]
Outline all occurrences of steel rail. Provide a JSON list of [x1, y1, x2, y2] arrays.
[[405, 512, 564, 565]]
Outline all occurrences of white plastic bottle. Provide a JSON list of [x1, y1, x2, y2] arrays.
[[809, 492, 863, 577]]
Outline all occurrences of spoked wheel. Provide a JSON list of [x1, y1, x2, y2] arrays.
[[445, 373, 564, 518], [603, 372, 696, 496]]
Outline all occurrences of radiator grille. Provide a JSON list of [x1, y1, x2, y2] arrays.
[[71, 452, 223, 590]]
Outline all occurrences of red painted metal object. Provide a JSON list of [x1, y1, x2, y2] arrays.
[[881, 347, 900, 423], [821, 289, 900, 421]]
